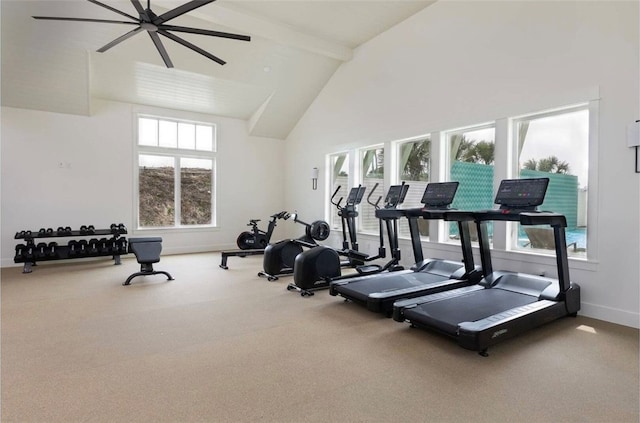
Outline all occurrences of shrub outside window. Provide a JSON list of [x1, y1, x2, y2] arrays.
[[397, 137, 431, 239], [360, 146, 385, 234]]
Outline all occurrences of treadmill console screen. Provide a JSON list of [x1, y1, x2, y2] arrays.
[[421, 182, 459, 208], [384, 184, 409, 207], [494, 178, 549, 208], [346, 186, 366, 205]]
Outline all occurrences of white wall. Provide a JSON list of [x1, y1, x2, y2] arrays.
[[1, 100, 287, 265], [284, 1, 640, 328]]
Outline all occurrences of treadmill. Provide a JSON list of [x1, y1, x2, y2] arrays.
[[329, 182, 482, 316], [392, 178, 581, 356]]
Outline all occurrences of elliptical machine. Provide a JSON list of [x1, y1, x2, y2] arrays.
[[219, 211, 290, 269], [258, 213, 330, 281], [288, 183, 408, 296]]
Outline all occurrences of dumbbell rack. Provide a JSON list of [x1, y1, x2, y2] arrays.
[[14, 226, 128, 274]]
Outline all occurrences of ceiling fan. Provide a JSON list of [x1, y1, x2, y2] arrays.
[[32, 0, 251, 68]]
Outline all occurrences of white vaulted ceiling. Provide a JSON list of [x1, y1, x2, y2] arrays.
[[1, 0, 434, 139]]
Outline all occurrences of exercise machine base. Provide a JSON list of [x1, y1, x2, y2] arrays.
[[219, 248, 265, 269]]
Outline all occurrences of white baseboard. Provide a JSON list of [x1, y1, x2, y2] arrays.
[[579, 302, 640, 329]]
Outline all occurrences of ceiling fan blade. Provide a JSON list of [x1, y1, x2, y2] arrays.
[[148, 31, 174, 68], [158, 29, 225, 65], [33, 16, 139, 25], [97, 27, 143, 52], [154, 0, 216, 25], [159, 24, 250, 42], [130, 0, 146, 15], [87, 0, 139, 22]]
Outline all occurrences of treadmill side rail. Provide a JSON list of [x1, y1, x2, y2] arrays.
[[392, 285, 485, 322], [457, 300, 569, 351]]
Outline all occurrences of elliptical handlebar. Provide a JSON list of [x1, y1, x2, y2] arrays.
[[366, 183, 382, 210], [331, 185, 344, 210]]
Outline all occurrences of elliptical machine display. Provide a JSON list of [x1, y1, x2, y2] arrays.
[[258, 214, 331, 281]]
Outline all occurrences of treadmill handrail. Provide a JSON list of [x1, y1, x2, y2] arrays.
[[520, 212, 567, 228], [472, 209, 567, 226], [470, 209, 572, 294]]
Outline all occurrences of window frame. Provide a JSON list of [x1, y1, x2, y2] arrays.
[[327, 151, 350, 230], [325, 100, 598, 265], [393, 134, 432, 240], [134, 114, 218, 231], [357, 144, 385, 235], [508, 103, 591, 258], [444, 122, 496, 245]]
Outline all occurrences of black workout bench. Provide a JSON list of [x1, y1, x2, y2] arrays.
[[124, 237, 174, 286]]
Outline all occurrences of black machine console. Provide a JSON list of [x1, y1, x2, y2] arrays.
[[494, 177, 549, 210], [383, 183, 410, 208], [421, 181, 459, 209], [346, 186, 367, 206]]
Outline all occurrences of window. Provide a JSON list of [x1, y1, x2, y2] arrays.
[[396, 137, 431, 238], [447, 125, 495, 244], [136, 116, 216, 229], [513, 105, 589, 257], [329, 153, 349, 229], [359, 146, 385, 234]]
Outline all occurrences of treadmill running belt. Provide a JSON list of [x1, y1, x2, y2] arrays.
[[404, 289, 538, 335], [336, 272, 452, 302]]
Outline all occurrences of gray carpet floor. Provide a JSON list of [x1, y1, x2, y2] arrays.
[[2, 252, 639, 422]]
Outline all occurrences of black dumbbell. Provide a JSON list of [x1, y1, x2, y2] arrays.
[[87, 225, 95, 235], [24, 245, 35, 261], [57, 227, 65, 235], [88, 239, 99, 255], [117, 238, 128, 254], [15, 244, 26, 261], [46, 228, 54, 235], [48, 242, 58, 258], [36, 242, 47, 259], [78, 239, 88, 255], [80, 225, 88, 235], [99, 238, 109, 254], [68, 240, 78, 257], [38, 228, 46, 236], [24, 230, 33, 239], [65, 227, 72, 235], [118, 223, 126, 233], [110, 239, 119, 253]]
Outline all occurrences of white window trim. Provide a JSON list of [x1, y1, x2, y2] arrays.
[[326, 151, 351, 230], [507, 102, 593, 260], [326, 99, 599, 266], [134, 113, 218, 232], [357, 144, 385, 236]]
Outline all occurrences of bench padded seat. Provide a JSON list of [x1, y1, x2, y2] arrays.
[[124, 237, 174, 286]]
